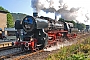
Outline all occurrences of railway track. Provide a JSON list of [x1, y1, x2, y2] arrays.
[[0, 46, 16, 51], [13, 50, 44, 60], [0, 50, 30, 60], [0, 48, 44, 60]]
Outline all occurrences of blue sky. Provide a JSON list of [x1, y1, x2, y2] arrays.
[[0, 0, 33, 15], [0, 0, 56, 19]]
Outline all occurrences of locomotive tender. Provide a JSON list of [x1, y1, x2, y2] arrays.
[[14, 12, 77, 51]]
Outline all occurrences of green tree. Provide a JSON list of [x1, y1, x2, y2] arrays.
[[59, 18, 65, 22], [76, 23, 86, 30], [0, 6, 9, 12], [0, 6, 14, 28], [7, 13, 14, 28]]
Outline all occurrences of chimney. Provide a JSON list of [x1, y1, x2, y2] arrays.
[[55, 14, 58, 21], [55, 15, 57, 20], [33, 12, 38, 17]]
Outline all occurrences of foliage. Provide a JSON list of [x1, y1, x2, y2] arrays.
[[59, 18, 65, 22], [7, 13, 14, 28], [11, 13, 27, 21], [0, 6, 14, 27], [59, 18, 75, 24], [67, 53, 87, 60], [76, 23, 86, 30], [0, 6, 9, 12], [46, 37, 90, 60]]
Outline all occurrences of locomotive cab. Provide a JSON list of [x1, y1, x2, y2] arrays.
[[64, 22, 74, 33]]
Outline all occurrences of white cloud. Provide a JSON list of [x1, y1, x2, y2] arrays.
[[31, 0, 90, 25]]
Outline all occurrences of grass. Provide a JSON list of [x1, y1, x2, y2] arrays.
[[46, 36, 90, 60]]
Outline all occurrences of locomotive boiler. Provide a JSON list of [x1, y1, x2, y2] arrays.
[[14, 12, 77, 51]]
